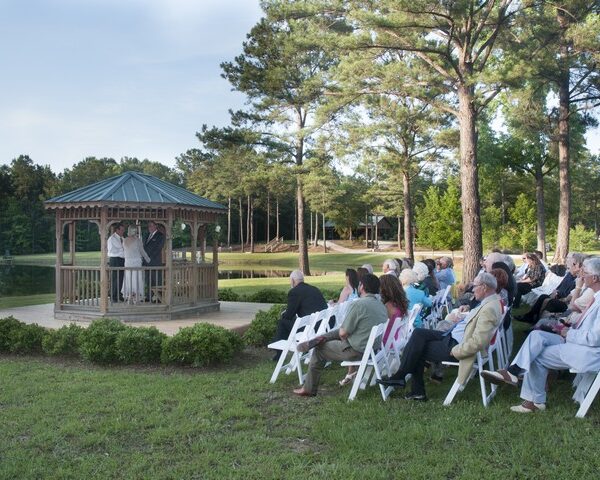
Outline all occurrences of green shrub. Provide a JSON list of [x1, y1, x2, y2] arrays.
[[115, 326, 166, 364], [246, 288, 287, 303], [570, 224, 600, 252], [9, 323, 46, 354], [218, 288, 240, 301], [242, 304, 285, 347], [320, 289, 341, 302], [0, 316, 23, 353], [79, 318, 127, 364], [42, 324, 85, 357], [161, 323, 243, 367]]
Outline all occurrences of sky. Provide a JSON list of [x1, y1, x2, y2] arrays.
[[0, 0, 598, 174], [0, 0, 263, 173]]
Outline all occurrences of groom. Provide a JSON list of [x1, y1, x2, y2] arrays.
[[144, 221, 165, 301]]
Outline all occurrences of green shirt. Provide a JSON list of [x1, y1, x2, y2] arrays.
[[341, 294, 388, 352]]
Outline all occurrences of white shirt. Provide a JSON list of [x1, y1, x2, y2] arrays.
[[451, 294, 498, 344], [107, 233, 124, 258]]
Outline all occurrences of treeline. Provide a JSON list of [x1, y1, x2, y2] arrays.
[[177, 1, 600, 280]]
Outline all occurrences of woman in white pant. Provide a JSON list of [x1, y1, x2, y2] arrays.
[[121, 225, 150, 304]]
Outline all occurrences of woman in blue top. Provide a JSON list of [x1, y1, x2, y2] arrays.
[[400, 269, 432, 328], [337, 268, 359, 303]]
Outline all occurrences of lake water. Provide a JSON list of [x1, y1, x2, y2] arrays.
[[0, 265, 337, 296]]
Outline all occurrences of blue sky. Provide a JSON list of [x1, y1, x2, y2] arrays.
[[0, 0, 598, 174]]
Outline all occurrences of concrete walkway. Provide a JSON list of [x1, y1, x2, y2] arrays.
[[0, 301, 273, 336]]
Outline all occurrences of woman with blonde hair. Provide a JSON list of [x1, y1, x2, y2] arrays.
[[121, 225, 150, 303]]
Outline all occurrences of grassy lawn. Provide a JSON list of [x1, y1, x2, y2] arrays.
[[1, 323, 599, 479], [0, 294, 55, 309]]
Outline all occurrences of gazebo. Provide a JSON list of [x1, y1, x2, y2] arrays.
[[44, 171, 227, 322]]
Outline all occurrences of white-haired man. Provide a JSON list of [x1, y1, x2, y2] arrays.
[[382, 259, 399, 277], [481, 257, 600, 413], [272, 270, 327, 349], [378, 272, 502, 401]]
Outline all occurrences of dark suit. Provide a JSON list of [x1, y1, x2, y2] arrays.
[[143, 230, 165, 297], [274, 282, 327, 341]]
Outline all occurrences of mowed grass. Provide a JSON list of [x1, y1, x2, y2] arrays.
[[1, 323, 600, 480]]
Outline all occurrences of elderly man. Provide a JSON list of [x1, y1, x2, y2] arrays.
[[378, 272, 502, 401], [293, 273, 388, 397], [435, 256, 456, 291], [273, 270, 327, 346], [481, 257, 600, 413], [382, 258, 399, 277]]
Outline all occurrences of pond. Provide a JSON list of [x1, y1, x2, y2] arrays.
[[0, 265, 339, 296]]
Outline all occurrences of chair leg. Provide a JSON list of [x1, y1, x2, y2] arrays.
[[270, 350, 288, 384], [576, 373, 600, 418], [443, 380, 462, 406]]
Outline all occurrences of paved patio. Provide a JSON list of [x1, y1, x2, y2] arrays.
[[0, 301, 273, 336]]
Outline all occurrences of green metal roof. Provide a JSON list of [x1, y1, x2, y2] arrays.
[[45, 171, 226, 211]]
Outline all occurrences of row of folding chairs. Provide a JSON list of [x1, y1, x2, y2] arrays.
[[268, 300, 355, 385], [422, 285, 452, 330]]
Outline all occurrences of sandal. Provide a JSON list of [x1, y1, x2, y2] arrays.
[[339, 371, 357, 386]]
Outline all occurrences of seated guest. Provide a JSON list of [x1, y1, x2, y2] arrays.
[[380, 274, 410, 346], [293, 274, 388, 397], [516, 253, 584, 324], [481, 257, 600, 413], [336, 268, 359, 304], [361, 263, 374, 274], [382, 259, 399, 277], [273, 270, 327, 346], [514, 253, 546, 307], [490, 268, 509, 308], [412, 261, 430, 295], [377, 272, 503, 401], [435, 256, 456, 291], [422, 259, 440, 296], [400, 269, 432, 328]]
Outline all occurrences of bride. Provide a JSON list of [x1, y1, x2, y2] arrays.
[[121, 225, 150, 303]]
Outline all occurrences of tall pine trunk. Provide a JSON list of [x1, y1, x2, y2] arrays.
[[457, 84, 483, 283], [534, 163, 547, 260], [227, 197, 231, 248], [403, 169, 414, 262], [239, 197, 244, 253], [554, 10, 571, 263], [249, 196, 254, 253], [322, 212, 327, 253], [276, 197, 280, 240], [266, 191, 270, 243], [246, 194, 250, 247]]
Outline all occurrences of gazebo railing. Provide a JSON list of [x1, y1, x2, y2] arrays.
[[57, 263, 217, 309]]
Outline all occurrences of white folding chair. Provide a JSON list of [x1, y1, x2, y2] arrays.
[[442, 326, 502, 407], [388, 304, 422, 368], [424, 286, 452, 329], [571, 370, 600, 418], [268, 312, 318, 384], [341, 322, 392, 401]]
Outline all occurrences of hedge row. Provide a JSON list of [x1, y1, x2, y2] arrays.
[[0, 317, 242, 367], [218, 287, 340, 303]]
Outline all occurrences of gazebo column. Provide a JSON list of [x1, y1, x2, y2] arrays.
[[199, 224, 206, 262], [191, 220, 198, 304], [54, 211, 63, 311], [68, 221, 76, 265], [99, 207, 108, 314], [213, 231, 219, 300], [165, 208, 174, 308]]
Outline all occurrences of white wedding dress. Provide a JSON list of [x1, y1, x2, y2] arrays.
[[121, 236, 150, 303]]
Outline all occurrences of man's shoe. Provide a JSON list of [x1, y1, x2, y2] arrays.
[[480, 369, 519, 387], [404, 392, 428, 402], [376, 377, 406, 388], [510, 400, 546, 413], [293, 387, 315, 397], [296, 336, 325, 353]]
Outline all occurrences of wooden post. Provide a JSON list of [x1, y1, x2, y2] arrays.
[[165, 208, 174, 309], [68, 221, 76, 265], [99, 207, 108, 314], [191, 220, 198, 304], [200, 225, 206, 262], [55, 211, 63, 312], [213, 234, 219, 300]]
